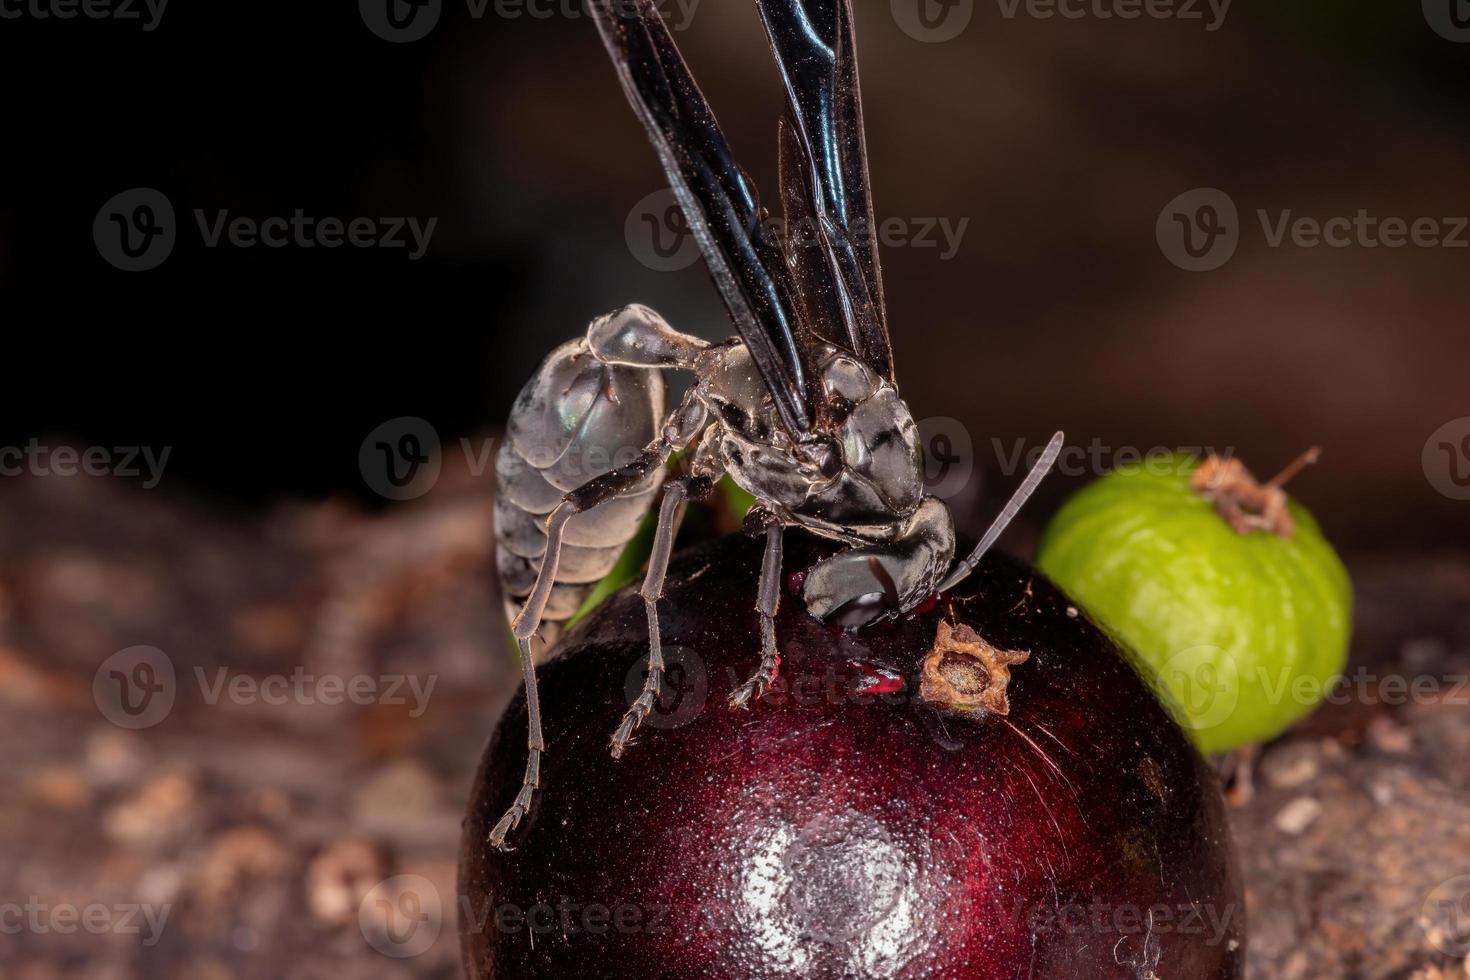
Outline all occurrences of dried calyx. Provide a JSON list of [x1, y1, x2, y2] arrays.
[[1190, 447, 1320, 539], [919, 620, 1030, 716]]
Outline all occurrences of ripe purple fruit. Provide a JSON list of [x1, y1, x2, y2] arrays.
[[460, 535, 1245, 979]]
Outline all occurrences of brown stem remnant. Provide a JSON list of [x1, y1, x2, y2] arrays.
[[919, 620, 1030, 716], [1190, 447, 1321, 539]]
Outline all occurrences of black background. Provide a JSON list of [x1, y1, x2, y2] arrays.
[[3, 0, 1468, 545]]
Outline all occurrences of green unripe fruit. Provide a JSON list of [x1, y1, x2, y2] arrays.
[[1036, 452, 1352, 753]]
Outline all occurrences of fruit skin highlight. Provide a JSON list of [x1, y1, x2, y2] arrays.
[[1036, 453, 1352, 754], [461, 534, 1244, 979]]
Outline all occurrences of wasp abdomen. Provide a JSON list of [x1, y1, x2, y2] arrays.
[[495, 337, 666, 655]]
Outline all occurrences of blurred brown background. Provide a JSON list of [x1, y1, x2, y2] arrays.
[[1, 0, 1469, 977]]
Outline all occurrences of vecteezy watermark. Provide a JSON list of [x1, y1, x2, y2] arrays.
[[623, 645, 708, 730], [618, 648, 921, 728], [359, 418, 1222, 504], [357, 417, 668, 501], [996, 896, 1240, 948], [94, 188, 437, 271], [1256, 210, 1469, 250], [94, 646, 177, 730], [624, 188, 969, 273], [93, 188, 176, 272], [359, 417, 444, 501], [891, 0, 975, 42], [0, 0, 168, 30], [1420, 874, 1470, 957], [194, 210, 436, 259], [1272, 667, 1470, 710], [1158, 187, 1469, 271], [918, 416, 976, 500], [1153, 649, 1470, 736], [1423, 417, 1470, 501], [991, 436, 1231, 478], [460, 896, 673, 937], [1423, 0, 1470, 42], [0, 439, 171, 488], [359, 0, 702, 44], [1155, 188, 1239, 272], [0, 898, 172, 946], [361, 414, 977, 504], [993, 0, 1230, 31], [195, 667, 437, 718], [892, 0, 1226, 41], [623, 189, 701, 273], [372, 883, 679, 955], [1155, 645, 1240, 734], [360, 875, 442, 958], [93, 647, 438, 728]]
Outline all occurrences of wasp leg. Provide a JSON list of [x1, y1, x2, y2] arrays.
[[609, 475, 699, 757], [488, 441, 674, 850], [730, 519, 784, 709], [486, 633, 545, 850], [490, 386, 712, 848]]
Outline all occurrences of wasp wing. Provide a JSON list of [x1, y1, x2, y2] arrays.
[[589, 0, 821, 439], [758, 0, 894, 383]]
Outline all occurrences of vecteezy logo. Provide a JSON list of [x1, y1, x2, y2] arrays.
[[917, 416, 975, 500], [1420, 874, 1470, 956], [360, 874, 442, 958], [93, 188, 176, 272], [624, 188, 701, 272], [623, 645, 707, 730], [359, 0, 441, 43], [93, 646, 176, 729], [1424, 0, 1470, 41], [1156, 188, 1239, 272], [1156, 644, 1239, 734], [359, 417, 442, 500], [891, 0, 974, 42], [1423, 417, 1470, 500]]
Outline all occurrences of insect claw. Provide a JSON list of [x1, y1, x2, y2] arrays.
[[609, 714, 642, 758], [488, 808, 523, 850], [609, 732, 636, 759], [728, 676, 766, 709], [610, 647, 665, 757], [488, 742, 541, 850]]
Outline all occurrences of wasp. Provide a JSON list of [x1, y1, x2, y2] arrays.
[[490, 0, 1064, 847]]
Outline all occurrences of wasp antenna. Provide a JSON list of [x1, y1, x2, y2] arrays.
[[936, 430, 1065, 594]]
